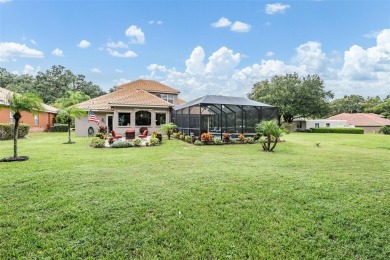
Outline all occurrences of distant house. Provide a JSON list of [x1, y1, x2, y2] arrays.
[[74, 79, 181, 136], [327, 113, 390, 133], [0, 87, 58, 133], [293, 118, 348, 132]]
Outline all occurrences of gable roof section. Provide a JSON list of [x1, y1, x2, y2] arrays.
[[75, 83, 173, 110], [0, 87, 58, 113], [328, 113, 390, 126], [118, 79, 180, 94]]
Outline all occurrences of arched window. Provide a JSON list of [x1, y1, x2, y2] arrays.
[[136, 111, 151, 126]]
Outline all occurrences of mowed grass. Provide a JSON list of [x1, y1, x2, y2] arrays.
[[0, 133, 389, 259]]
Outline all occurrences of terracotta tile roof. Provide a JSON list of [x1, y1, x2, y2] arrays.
[[75, 80, 175, 110], [118, 79, 180, 94], [0, 87, 58, 113], [328, 113, 390, 126], [110, 89, 172, 107]]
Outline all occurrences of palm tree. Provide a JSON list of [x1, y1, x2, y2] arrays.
[[57, 106, 86, 144], [160, 123, 177, 140], [256, 120, 284, 152], [0, 93, 43, 159]]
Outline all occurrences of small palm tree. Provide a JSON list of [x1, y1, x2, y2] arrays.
[[160, 123, 177, 140], [0, 93, 43, 159], [256, 120, 284, 152], [57, 106, 86, 144]]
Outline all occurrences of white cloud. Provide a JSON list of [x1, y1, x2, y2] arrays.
[[0, 0, 11, 3], [78, 40, 91, 48], [211, 17, 232, 28], [113, 78, 132, 86], [231, 21, 251, 32], [142, 29, 390, 100], [185, 46, 206, 75], [115, 69, 123, 73], [125, 25, 145, 44], [91, 68, 101, 73], [266, 51, 274, 57], [107, 41, 128, 48], [30, 39, 36, 45], [265, 3, 290, 15], [0, 42, 44, 61], [23, 64, 40, 75], [149, 20, 163, 25], [107, 48, 137, 58], [52, 48, 63, 57], [363, 30, 381, 39]]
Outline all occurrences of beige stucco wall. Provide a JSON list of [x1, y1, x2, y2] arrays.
[[75, 108, 171, 136], [358, 126, 381, 134]]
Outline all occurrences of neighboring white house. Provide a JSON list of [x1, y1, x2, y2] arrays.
[[293, 118, 349, 131], [74, 79, 183, 136]]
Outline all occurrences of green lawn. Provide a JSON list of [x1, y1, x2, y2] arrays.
[[0, 133, 389, 259]]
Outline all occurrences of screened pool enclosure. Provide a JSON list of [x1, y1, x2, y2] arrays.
[[172, 95, 278, 139]]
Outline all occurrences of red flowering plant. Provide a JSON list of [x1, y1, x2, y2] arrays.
[[222, 133, 231, 143], [201, 133, 213, 144], [237, 134, 245, 143]]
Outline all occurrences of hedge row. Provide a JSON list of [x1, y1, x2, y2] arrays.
[[0, 123, 30, 140], [48, 124, 68, 132], [310, 127, 364, 134]]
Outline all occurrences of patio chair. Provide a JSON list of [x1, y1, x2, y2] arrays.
[[138, 129, 148, 138], [111, 130, 122, 139]]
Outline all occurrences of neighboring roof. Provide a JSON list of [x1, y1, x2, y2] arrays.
[[0, 87, 58, 113], [118, 79, 180, 94], [327, 113, 390, 126], [76, 80, 175, 110], [174, 95, 274, 110]]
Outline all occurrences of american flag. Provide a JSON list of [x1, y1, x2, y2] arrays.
[[88, 109, 100, 125]]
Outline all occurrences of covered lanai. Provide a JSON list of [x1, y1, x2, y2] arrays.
[[172, 95, 278, 139]]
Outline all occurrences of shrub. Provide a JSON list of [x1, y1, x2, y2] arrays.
[[310, 128, 364, 134], [254, 132, 262, 140], [51, 124, 68, 132], [179, 134, 185, 140], [246, 137, 255, 144], [175, 131, 182, 139], [191, 136, 197, 144], [379, 126, 390, 135], [184, 135, 191, 143], [111, 141, 133, 148], [150, 137, 160, 145], [98, 125, 108, 134], [201, 133, 213, 144], [194, 140, 202, 146], [95, 132, 105, 139], [133, 138, 142, 147], [0, 123, 30, 140], [237, 134, 245, 143], [223, 133, 231, 143], [214, 138, 223, 145], [230, 139, 237, 144], [90, 137, 105, 148]]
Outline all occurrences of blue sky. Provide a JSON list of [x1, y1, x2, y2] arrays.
[[0, 0, 389, 100]]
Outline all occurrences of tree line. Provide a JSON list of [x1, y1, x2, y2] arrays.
[[248, 73, 390, 122], [0, 65, 105, 105]]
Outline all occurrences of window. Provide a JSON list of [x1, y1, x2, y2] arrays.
[[10, 112, 15, 123], [136, 111, 151, 126], [326, 123, 330, 128], [34, 114, 39, 126], [315, 123, 320, 128], [156, 94, 174, 104], [156, 113, 166, 125], [118, 113, 131, 126]]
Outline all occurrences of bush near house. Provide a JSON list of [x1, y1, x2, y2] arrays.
[[49, 124, 68, 132], [310, 128, 364, 134], [379, 126, 390, 135], [0, 123, 30, 140]]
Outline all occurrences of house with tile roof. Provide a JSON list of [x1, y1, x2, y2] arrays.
[[327, 113, 390, 133], [74, 79, 181, 136], [0, 87, 58, 133]]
